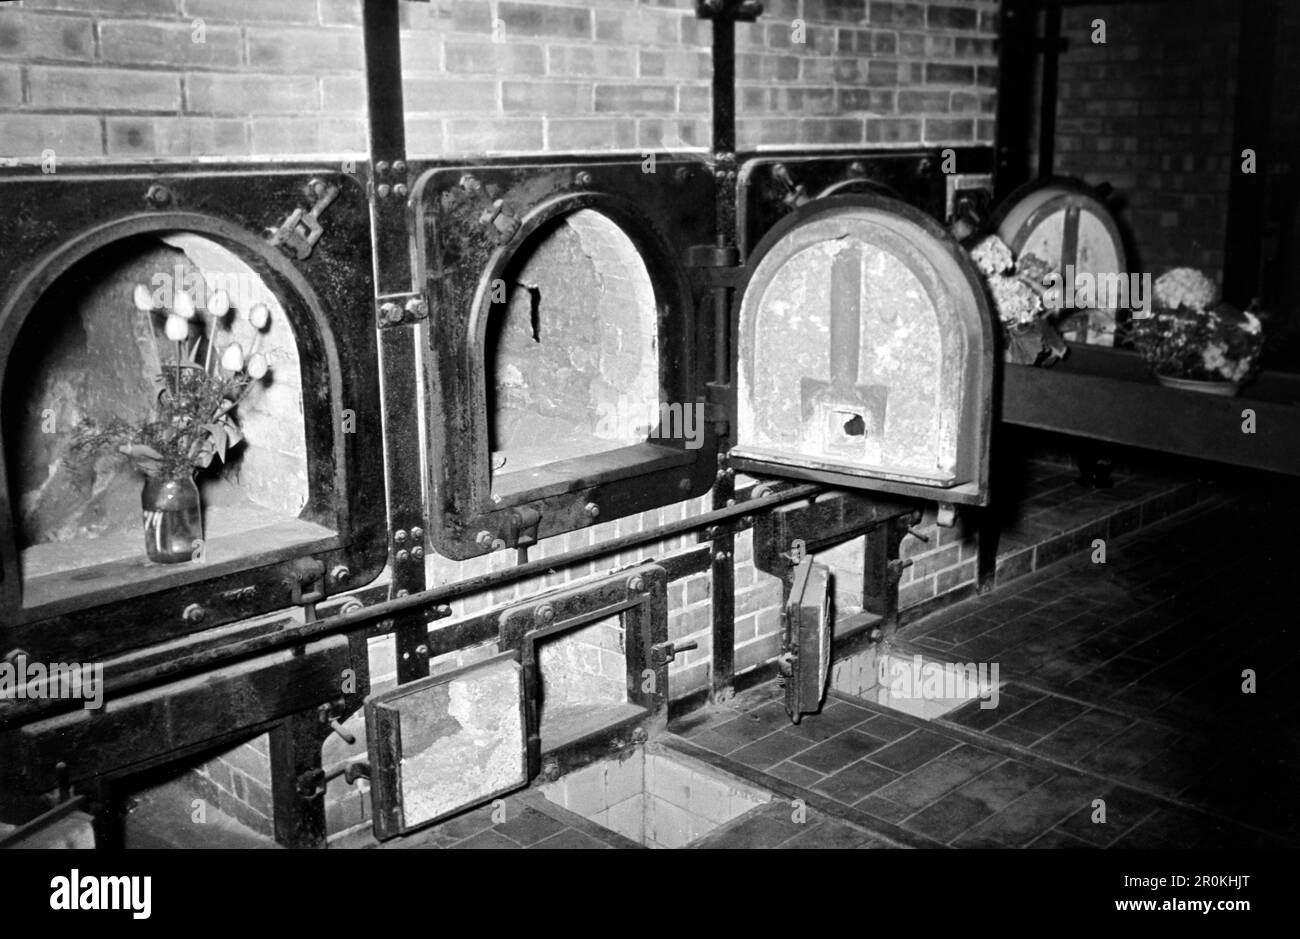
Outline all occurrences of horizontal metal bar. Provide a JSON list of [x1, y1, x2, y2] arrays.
[[0, 484, 820, 732], [0, 793, 88, 848]]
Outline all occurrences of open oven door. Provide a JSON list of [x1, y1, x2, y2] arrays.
[[729, 192, 997, 509], [364, 563, 670, 841], [780, 557, 833, 724], [991, 176, 1129, 347]]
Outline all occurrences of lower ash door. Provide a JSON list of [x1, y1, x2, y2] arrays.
[[780, 558, 833, 724], [731, 193, 995, 507], [364, 564, 670, 840], [366, 652, 529, 840]]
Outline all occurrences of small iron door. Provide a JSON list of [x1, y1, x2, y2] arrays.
[[781, 558, 833, 723]]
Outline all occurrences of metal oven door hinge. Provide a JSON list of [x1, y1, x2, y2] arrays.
[[685, 242, 741, 270], [266, 177, 339, 261]]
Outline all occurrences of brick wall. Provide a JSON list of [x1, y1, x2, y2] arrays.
[[1030, 1, 1240, 283], [1, 0, 999, 161]]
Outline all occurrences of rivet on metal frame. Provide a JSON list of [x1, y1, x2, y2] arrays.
[[535, 605, 555, 625], [144, 183, 172, 208]]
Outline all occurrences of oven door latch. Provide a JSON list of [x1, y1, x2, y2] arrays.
[[649, 640, 699, 668], [286, 557, 327, 621], [769, 163, 811, 210], [267, 177, 339, 261]]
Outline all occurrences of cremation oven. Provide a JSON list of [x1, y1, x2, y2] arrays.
[[0, 164, 388, 664], [414, 158, 720, 560]]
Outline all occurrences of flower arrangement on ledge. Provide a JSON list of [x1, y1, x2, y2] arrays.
[[968, 234, 1069, 367], [72, 284, 273, 563], [1126, 267, 1265, 395]]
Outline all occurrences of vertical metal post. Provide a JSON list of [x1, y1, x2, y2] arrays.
[[269, 711, 328, 849], [363, 0, 429, 685], [862, 517, 907, 639], [697, 0, 758, 704], [1037, 5, 1062, 180], [1223, 0, 1278, 302], [994, 0, 1037, 199]]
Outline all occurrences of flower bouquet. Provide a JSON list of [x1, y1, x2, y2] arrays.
[[1125, 267, 1264, 396], [968, 234, 1069, 367], [72, 284, 273, 563]]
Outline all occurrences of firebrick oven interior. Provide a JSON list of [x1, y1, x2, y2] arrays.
[[0, 0, 1297, 893], [5, 232, 318, 608]]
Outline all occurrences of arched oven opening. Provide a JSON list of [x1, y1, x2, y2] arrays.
[[484, 208, 660, 488], [421, 160, 717, 562], [3, 231, 322, 610]]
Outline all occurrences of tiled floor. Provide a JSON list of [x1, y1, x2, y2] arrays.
[[669, 482, 1300, 849]]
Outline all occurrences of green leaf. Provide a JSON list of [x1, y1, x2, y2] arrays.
[[120, 443, 165, 461]]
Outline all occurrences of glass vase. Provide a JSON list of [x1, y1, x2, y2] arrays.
[[141, 473, 203, 564]]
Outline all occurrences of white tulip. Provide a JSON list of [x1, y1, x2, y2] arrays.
[[246, 352, 269, 380], [220, 343, 245, 372], [164, 314, 189, 342], [173, 291, 196, 320], [248, 302, 270, 330], [133, 283, 155, 312], [207, 289, 231, 317]]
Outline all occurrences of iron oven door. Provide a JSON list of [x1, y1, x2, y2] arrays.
[[729, 191, 996, 507]]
